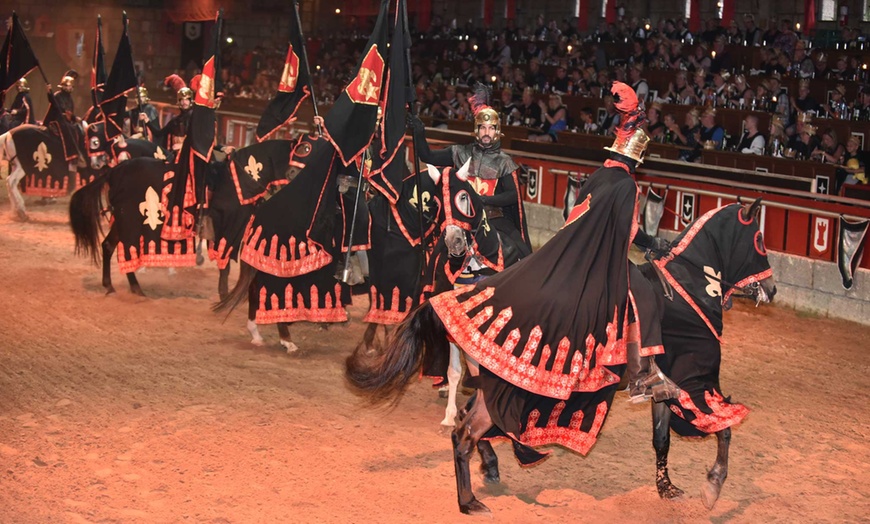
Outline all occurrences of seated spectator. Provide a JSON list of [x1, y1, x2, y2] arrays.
[[692, 68, 708, 99], [791, 79, 821, 116], [728, 74, 752, 107], [529, 94, 568, 142], [517, 87, 542, 128], [500, 87, 520, 124], [662, 71, 696, 104], [599, 94, 621, 136], [768, 115, 788, 155], [629, 63, 649, 102], [821, 84, 848, 119], [792, 41, 815, 78], [737, 115, 766, 155], [646, 103, 665, 142], [551, 65, 570, 94], [811, 128, 845, 164], [688, 44, 711, 73], [786, 123, 819, 159], [699, 108, 725, 150], [579, 107, 599, 134], [838, 135, 868, 190]]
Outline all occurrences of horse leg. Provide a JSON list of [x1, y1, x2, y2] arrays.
[[701, 427, 731, 510], [6, 160, 27, 221], [452, 390, 494, 515], [476, 440, 500, 484], [277, 322, 298, 353], [355, 322, 379, 355], [440, 342, 462, 426], [653, 400, 684, 499], [101, 226, 118, 295], [218, 263, 230, 300], [246, 281, 265, 346]]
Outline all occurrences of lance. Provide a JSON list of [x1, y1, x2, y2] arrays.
[[341, 145, 368, 284]]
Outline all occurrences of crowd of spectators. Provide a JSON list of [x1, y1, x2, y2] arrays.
[[177, 12, 870, 192]]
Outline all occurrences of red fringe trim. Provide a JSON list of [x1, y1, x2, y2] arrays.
[[429, 287, 625, 400], [239, 217, 333, 277], [255, 282, 348, 323], [520, 400, 609, 456], [24, 173, 69, 197], [669, 389, 749, 434], [116, 237, 196, 273], [362, 285, 414, 325], [207, 238, 233, 270]]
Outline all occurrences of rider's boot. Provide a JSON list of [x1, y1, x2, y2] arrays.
[[626, 340, 681, 403]]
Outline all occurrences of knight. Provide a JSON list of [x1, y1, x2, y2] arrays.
[[409, 83, 531, 261], [8, 78, 35, 127], [144, 74, 193, 157], [127, 86, 159, 140], [43, 70, 86, 167]]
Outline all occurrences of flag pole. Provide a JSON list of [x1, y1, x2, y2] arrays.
[[341, 147, 367, 284], [122, 12, 145, 133], [401, 0, 426, 302], [195, 8, 222, 245], [291, 0, 321, 135]]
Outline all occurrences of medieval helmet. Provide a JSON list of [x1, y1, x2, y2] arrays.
[[58, 69, 78, 90], [603, 81, 650, 165], [468, 83, 500, 138], [138, 86, 150, 103], [177, 87, 194, 106], [16, 78, 29, 92]]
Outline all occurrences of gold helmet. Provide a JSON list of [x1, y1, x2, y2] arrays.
[[604, 128, 651, 164], [58, 75, 75, 89], [177, 87, 194, 106], [16, 78, 29, 92], [473, 106, 500, 135], [138, 86, 150, 103]]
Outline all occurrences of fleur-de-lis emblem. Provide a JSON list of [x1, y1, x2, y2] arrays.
[[704, 266, 722, 298], [33, 142, 52, 171], [408, 186, 431, 212], [244, 155, 264, 181], [139, 186, 164, 230], [469, 176, 488, 196], [153, 147, 166, 161]]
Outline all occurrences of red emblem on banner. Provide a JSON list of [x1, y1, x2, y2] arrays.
[[279, 46, 300, 93], [195, 56, 215, 108], [811, 216, 831, 256], [345, 45, 384, 106], [563, 194, 592, 228]]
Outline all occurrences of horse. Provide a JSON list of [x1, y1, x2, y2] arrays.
[[69, 156, 197, 296], [645, 198, 776, 509], [0, 121, 89, 220], [345, 198, 776, 515]]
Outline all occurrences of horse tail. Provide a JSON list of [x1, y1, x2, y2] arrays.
[[345, 300, 448, 406], [69, 169, 112, 266], [212, 261, 257, 317]]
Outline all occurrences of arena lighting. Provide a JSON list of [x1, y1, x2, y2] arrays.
[[316, 65, 321, 70], [490, 75, 497, 82], [226, 36, 233, 44], [712, 50, 717, 58], [796, 22, 801, 31], [644, 23, 650, 31], [335, 8, 341, 14], [472, 44, 478, 51], [567, 44, 573, 52]]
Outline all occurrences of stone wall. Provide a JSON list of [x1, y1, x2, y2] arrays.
[[525, 202, 870, 326]]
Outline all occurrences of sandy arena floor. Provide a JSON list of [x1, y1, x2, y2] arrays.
[[1, 194, 868, 524]]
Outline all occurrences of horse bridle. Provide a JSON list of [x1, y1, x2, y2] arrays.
[[666, 250, 769, 307]]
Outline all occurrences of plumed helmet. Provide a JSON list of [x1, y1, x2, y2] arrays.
[[138, 86, 150, 103], [468, 83, 500, 137], [16, 78, 29, 92], [603, 81, 650, 164]]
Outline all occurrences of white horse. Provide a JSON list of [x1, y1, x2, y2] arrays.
[[1, 121, 91, 220]]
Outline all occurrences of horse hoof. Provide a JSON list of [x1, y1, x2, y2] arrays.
[[105, 287, 116, 296], [132, 289, 146, 297], [196, 254, 205, 266], [701, 482, 721, 510], [280, 340, 299, 353], [482, 474, 500, 485], [13, 212, 27, 222], [459, 498, 490, 515], [250, 337, 265, 347], [657, 484, 685, 500]]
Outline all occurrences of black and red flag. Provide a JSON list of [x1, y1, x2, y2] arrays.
[[88, 15, 107, 118], [100, 13, 138, 139], [322, 0, 389, 166], [0, 12, 40, 95], [255, 0, 312, 142], [190, 9, 222, 162], [366, 0, 413, 204]]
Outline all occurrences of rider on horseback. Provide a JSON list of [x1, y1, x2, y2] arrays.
[[8, 78, 35, 127], [143, 75, 193, 156], [408, 83, 531, 261], [44, 71, 87, 168]]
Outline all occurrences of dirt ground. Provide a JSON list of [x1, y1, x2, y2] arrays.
[[1, 194, 869, 524]]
